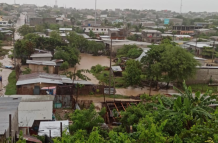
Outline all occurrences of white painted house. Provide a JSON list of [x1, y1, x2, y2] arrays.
[[82, 26, 112, 34]]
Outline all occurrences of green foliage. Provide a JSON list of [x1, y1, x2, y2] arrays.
[[5, 71, 16, 95], [141, 43, 199, 85], [22, 67, 31, 74], [54, 46, 80, 67], [125, 59, 142, 86], [69, 104, 105, 133], [50, 30, 62, 41], [60, 61, 69, 71], [16, 131, 26, 143], [117, 44, 142, 59], [91, 64, 104, 74], [17, 25, 35, 36], [89, 30, 96, 38], [87, 41, 105, 56]]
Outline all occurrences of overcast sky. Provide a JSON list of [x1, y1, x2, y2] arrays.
[[4, 0, 218, 12]]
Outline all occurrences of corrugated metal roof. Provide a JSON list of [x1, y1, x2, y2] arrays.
[[111, 66, 122, 72], [16, 78, 62, 85], [17, 73, 72, 85], [30, 53, 52, 58], [18, 101, 53, 127], [26, 60, 56, 66], [0, 97, 21, 134], [73, 80, 94, 85], [5, 95, 54, 102], [38, 120, 69, 137]]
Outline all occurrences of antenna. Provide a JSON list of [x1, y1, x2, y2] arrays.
[[55, 0, 57, 6], [95, 0, 97, 25], [14, 0, 16, 4], [180, 0, 183, 14]]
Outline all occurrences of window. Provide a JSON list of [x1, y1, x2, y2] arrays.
[[104, 29, 106, 31], [102, 29, 103, 31], [84, 28, 86, 30], [97, 29, 98, 31], [89, 28, 90, 30], [0, 22, 2, 24]]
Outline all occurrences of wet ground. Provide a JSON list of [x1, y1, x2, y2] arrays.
[[70, 53, 177, 96], [0, 46, 13, 96]]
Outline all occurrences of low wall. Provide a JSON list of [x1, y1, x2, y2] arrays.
[[186, 67, 218, 84]]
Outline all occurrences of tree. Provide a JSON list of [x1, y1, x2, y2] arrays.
[[125, 59, 142, 86], [69, 104, 106, 133], [141, 44, 199, 88], [50, 31, 62, 41], [17, 25, 35, 36], [87, 41, 105, 56], [89, 30, 96, 38], [60, 61, 69, 71], [67, 32, 88, 51], [54, 46, 80, 67]]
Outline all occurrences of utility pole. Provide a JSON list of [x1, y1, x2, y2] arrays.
[[95, 0, 97, 25], [180, 0, 183, 14], [14, 0, 16, 4], [212, 40, 215, 63], [109, 38, 112, 96]]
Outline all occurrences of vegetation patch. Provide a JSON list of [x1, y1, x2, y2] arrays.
[[117, 44, 143, 59], [5, 70, 16, 95]]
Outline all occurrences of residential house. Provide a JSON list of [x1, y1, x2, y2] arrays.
[[173, 25, 203, 35], [111, 66, 122, 77], [108, 28, 127, 40], [185, 42, 212, 56], [194, 29, 216, 35], [83, 26, 112, 35], [104, 40, 152, 52], [59, 28, 73, 33], [0, 97, 21, 142], [164, 18, 183, 25], [5, 95, 54, 136], [194, 22, 212, 27], [141, 29, 162, 43], [29, 18, 56, 26], [16, 73, 73, 95], [26, 60, 56, 74], [38, 120, 69, 137]]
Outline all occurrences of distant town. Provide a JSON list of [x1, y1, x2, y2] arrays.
[[1, 2, 218, 143]]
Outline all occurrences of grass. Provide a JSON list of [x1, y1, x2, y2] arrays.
[[187, 84, 218, 93], [5, 70, 16, 95]]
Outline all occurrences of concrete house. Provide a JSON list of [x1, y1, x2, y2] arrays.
[[141, 29, 162, 43], [83, 26, 112, 34], [108, 28, 127, 40]]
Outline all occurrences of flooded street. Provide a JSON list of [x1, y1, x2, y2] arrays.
[[70, 53, 177, 96]]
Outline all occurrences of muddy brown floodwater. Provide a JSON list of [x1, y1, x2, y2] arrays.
[[69, 53, 177, 96]]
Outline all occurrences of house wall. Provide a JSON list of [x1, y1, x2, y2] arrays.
[[29, 64, 55, 74], [29, 18, 43, 26], [17, 83, 58, 95], [43, 18, 56, 24], [4, 109, 19, 142], [186, 68, 218, 84], [83, 27, 110, 34], [32, 57, 51, 61]]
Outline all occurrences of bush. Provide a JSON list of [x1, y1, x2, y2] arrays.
[[60, 61, 69, 71], [117, 44, 142, 59], [5, 71, 16, 95], [91, 64, 104, 74], [22, 67, 31, 74]]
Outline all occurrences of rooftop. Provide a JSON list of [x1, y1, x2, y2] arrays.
[[16, 73, 72, 86], [59, 28, 73, 31], [38, 120, 69, 137], [111, 66, 122, 72], [26, 60, 56, 66], [30, 53, 52, 58], [0, 97, 21, 134], [142, 29, 162, 33]]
